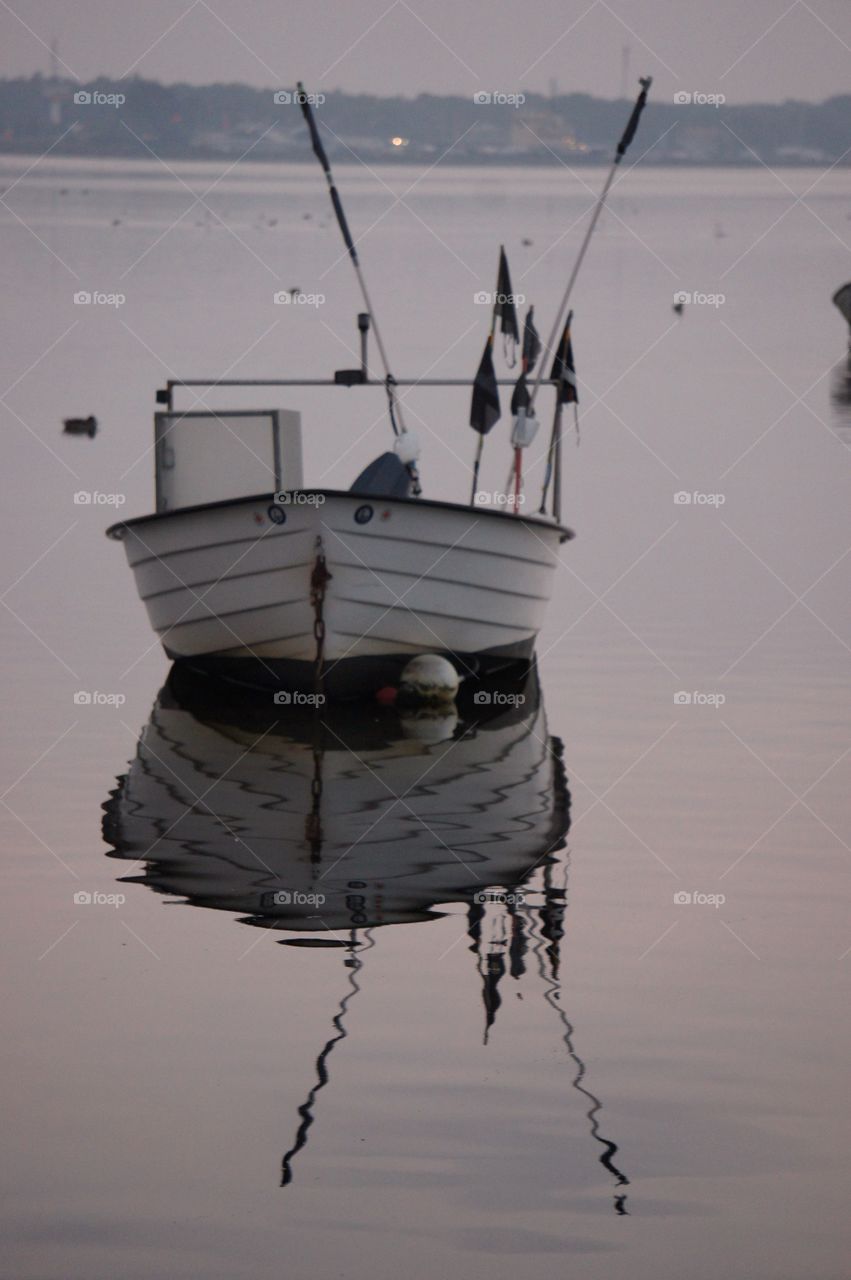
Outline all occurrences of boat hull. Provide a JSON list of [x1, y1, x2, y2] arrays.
[[108, 490, 570, 695]]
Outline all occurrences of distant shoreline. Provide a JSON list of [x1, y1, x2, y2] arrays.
[[2, 78, 848, 170], [0, 144, 841, 169]]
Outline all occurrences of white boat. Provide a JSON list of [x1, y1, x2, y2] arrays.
[[107, 80, 658, 698], [107, 393, 573, 697]]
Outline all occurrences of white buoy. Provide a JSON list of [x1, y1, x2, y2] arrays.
[[399, 654, 460, 704]]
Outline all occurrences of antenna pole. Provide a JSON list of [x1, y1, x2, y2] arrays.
[[529, 77, 652, 413]]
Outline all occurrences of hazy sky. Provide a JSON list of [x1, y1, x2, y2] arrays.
[[2, 0, 849, 103]]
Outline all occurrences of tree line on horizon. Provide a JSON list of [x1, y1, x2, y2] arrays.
[[0, 74, 848, 163]]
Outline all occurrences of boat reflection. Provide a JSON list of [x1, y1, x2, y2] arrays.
[[830, 355, 851, 430], [103, 664, 629, 1209]]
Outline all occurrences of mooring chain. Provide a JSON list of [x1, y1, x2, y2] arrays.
[[305, 534, 331, 860], [310, 535, 331, 696], [305, 740, 323, 860]]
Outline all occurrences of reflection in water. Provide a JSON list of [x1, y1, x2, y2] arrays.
[[830, 354, 851, 429], [281, 928, 375, 1187], [527, 871, 631, 1215], [103, 665, 629, 1207]]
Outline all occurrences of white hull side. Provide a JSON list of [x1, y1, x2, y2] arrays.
[[114, 492, 564, 666]]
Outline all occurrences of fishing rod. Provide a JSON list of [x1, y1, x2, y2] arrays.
[[297, 83, 421, 493], [528, 76, 652, 415]]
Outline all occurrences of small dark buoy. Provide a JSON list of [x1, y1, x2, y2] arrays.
[[303, 212, 312, 220], [112, 218, 121, 226], [267, 217, 278, 227], [521, 237, 533, 247], [673, 301, 684, 316], [63, 415, 98, 438]]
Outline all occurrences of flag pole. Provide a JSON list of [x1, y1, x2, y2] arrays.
[[470, 412, 487, 505], [510, 344, 530, 511], [540, 404, 562, 517], [540, 312, 574, 517], [528, 77, 652, 415], [297, 83, 420, 491]]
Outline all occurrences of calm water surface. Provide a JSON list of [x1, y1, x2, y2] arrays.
[[1, 159, 849, 1278]]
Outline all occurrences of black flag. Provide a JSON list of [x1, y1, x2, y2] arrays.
[[510, 371, 529, 415], [495, 246, 519, 344], [470, 337, 501, 435], [550, 314, 578, 405], [833, 282, 851, 326], [522, 307, 541, 372]]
